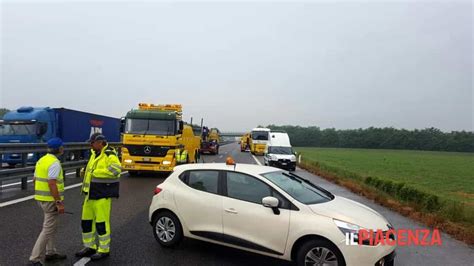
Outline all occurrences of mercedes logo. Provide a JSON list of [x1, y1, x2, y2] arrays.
[[144, 146, 152, 154]]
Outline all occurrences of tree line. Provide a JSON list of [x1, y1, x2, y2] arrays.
[[0, 108, 9, 119], [267, 125, 474, 152]]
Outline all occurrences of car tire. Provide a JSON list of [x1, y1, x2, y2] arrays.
[[296, 239, 345, 266], [152, 211, 183, 248]]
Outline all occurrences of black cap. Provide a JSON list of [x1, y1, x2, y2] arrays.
[[88, 133, 107, 143]]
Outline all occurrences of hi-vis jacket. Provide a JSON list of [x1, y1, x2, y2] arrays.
[[82, 145, 121, 199], [34, 154, 64, 201]]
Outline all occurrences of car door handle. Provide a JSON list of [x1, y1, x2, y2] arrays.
[[225, 208, 238, 214]]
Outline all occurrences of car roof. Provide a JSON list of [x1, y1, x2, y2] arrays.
[[173, 163, 280, 176]]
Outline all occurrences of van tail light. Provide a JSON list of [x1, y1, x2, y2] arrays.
[[154, 187, 163, 195]]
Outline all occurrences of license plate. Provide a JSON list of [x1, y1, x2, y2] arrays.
[[142, 157, 151, 162]]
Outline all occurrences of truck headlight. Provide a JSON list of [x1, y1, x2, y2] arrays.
[[162, 160, 171, 165], [124, 159, 133, 163], [27, 153, 34, 159]]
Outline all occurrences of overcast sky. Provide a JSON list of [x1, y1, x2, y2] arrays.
[[0, 0, 472, 132]]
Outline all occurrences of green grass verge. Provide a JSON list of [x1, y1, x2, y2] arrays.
[[296, 147, 474, 225]]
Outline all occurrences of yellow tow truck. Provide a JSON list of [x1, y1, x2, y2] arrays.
[[121, 103, 200, 175]]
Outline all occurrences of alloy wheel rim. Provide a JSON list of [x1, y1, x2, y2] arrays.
[[156, 217, 176, 243], [304, 247, 338, 266]]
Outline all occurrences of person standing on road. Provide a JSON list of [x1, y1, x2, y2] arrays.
[[29, 138, 67, 266], [75, 133, 121, 261]]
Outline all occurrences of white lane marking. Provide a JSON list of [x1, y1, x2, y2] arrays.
[[251, 154, 262, 166], [0, 171, 128, 208], [218, 155, 223, 159], [73, 257, 91, 266], [1, 171, 77, 188]]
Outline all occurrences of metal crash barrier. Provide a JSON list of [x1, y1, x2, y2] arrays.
[[0, 142, 122, 190]]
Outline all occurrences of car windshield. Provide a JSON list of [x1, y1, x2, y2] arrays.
[[261, 171, 333, 204], [252, 131, 269, 140], [268, 146, 293, 155], [0, 122, 37, 136], [125, 118, 176, 135]]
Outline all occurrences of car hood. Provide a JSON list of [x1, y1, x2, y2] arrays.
[[308, 196, 389, 230]]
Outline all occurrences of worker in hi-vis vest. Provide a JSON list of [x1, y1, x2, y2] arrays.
[[29, 138, 67, 266], [75, 133, 121, 261]]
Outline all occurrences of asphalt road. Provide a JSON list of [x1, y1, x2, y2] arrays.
[[0, 143, 472, 265]]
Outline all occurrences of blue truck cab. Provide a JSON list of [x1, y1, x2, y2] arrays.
[[0, 107, 120, 166]]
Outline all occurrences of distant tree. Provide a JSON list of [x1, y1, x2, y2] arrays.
[[266, 125, 474, 152], [0, 108, 9, 119]]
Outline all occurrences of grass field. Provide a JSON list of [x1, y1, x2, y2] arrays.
[[295, 148, 474, 205], [295, 147, 474, 243]]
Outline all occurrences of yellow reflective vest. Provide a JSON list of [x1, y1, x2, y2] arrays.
[[34, 154, 64, 201], [82, 145, 122, 199], [175, 149, 188, 164]]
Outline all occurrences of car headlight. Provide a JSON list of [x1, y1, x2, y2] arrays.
[[333, 219, 363, 236], [162, 160, 171, 165], [124, 159, 133, 163]]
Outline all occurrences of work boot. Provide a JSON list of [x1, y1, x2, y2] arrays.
[[75, 247, 96, 257], [90, 252, 110, 261], [45, 253, 67, 261]]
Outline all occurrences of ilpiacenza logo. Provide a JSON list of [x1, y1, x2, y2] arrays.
[[345, 229, 442, 246]]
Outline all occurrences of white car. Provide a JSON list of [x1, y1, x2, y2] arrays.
[[148, 162, 396, 266]]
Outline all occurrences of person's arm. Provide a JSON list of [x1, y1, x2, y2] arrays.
[[47, 162, 65, 214]]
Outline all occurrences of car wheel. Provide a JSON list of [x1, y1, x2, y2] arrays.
[[296, 239, 345, 266], [152, 211, 183, 247]]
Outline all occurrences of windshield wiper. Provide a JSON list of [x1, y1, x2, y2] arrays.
[[285, 172, 334, 199]]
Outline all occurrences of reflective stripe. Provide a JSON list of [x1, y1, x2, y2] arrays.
[[91, 178, 119, 184], [99, 244, 109, 250], [35, 190, 64, 196], [35, 177, 64, 184], [84, 242, 96, 248], [35, 177, 49, 182], [82, 232, 95, 239], [110, 163, 122, 170], [98, 235, 110, 242], [107, 166, 120, 176]]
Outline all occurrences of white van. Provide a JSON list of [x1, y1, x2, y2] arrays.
[[263, 132, 297, 171]]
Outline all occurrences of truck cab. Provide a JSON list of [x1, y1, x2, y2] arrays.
[[0, 107, 52, 165], [263, 132, 296, 171], [249, 127, 270, 155], [200, 127, 220, 155], [121, 103, 199, 174]]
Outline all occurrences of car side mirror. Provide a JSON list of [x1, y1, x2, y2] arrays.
[[262, 196, 280, 215]]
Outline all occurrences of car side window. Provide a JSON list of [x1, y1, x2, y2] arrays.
[[226, 172, 272, 204], [188, 170, 219, 194]]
